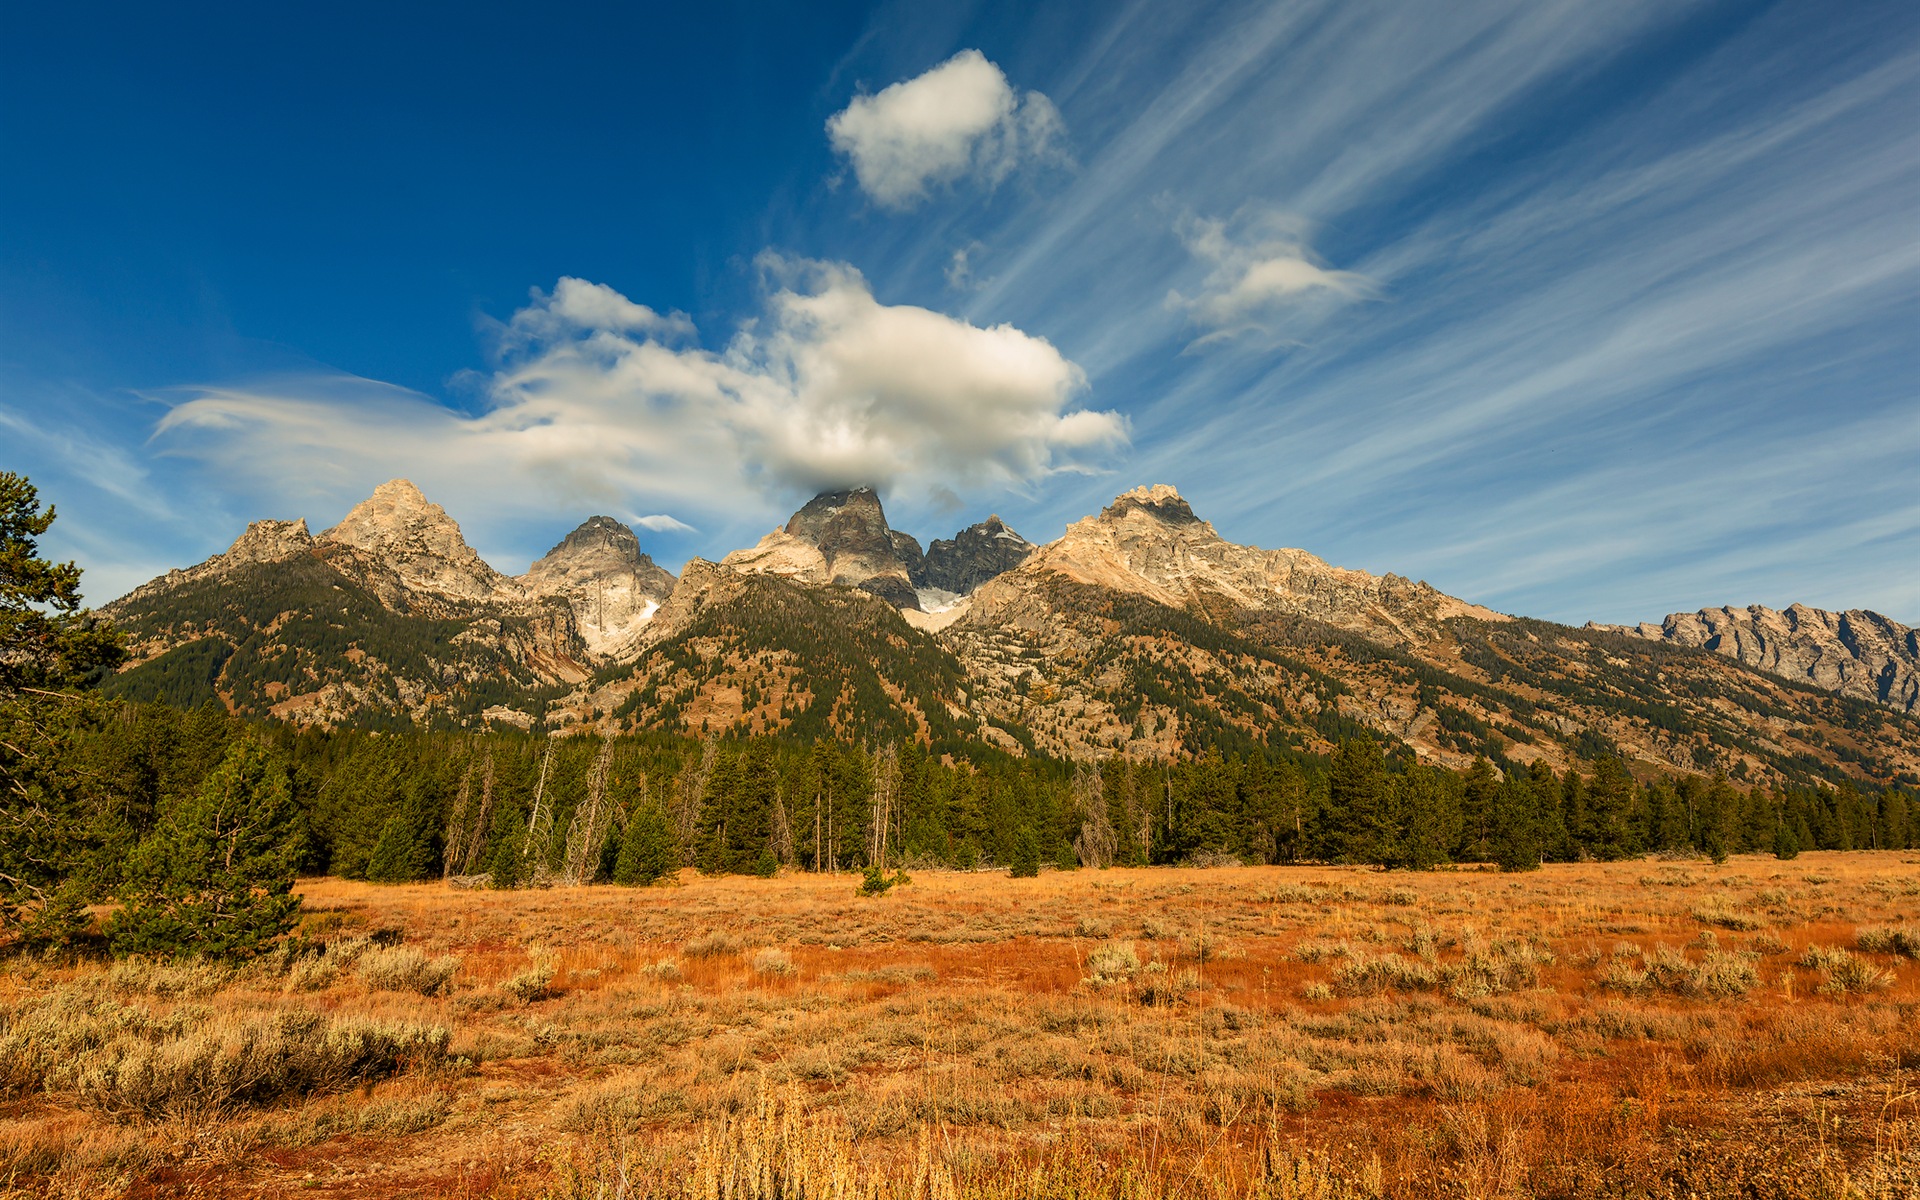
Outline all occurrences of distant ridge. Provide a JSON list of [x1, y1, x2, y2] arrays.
[[1592, 603, 1920, 714]]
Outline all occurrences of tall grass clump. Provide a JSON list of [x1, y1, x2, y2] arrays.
[[1856, 925, 1920, 959], [356, 945, 459, 996], [0, 989, 448, 1117]]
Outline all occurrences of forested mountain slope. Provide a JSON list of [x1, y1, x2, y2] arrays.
[[100, 480, 1920, 791]]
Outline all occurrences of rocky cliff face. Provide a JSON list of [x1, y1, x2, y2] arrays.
[[720, 487, 923, 610], [922, 516, 1034, 596], [519, 517, 677, 661], [960, 484, 1501, 645], [317, 479, 510, 603], [1598, 604, 1920, 713]]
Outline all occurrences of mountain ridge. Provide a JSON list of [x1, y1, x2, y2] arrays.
[[95, 478, 1920, 791]]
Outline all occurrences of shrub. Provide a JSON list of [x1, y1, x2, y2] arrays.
[[105, 959, 232, 999], [1330, 952, 1438, 997], [1773, 826, 1801, 860], [1691, 897, 1764, 931], [750, 948, 793, 977], [1074, 916, 1113, 938], [1085, 941, 1141, 985], [1807, 947, 1893, 996], [107, 740, 302, 962], [0, 989, 447, 1118], [501, 964, 554, 1004], [683, 931, 742, 958], [1856, 925, 1920, 959], [356, 946, 458, 996], [1603, 946, 1756, 997]]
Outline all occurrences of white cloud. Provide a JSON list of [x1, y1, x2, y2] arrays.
[[632, 514, 697, 534], [150, 258, 1125, 537], [1168, 209, 1374, 345], [827, 50, 1065, 209]]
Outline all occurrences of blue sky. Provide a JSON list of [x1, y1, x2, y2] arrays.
[[4, 0, 1917, 625]]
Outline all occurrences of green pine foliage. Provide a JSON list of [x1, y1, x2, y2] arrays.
[[107, 739, 302, 960], [1774, 824, 1801, 860], [1009, 825, 1041, 878], [613, 804, 676, 885]]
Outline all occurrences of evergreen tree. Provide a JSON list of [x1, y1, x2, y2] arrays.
[[1384, 765, 1454, 870], [489, 805, 528, 888], [108, 739, 302, 960], [1009, 824, 1041, 878], [1490, 772, 1542, 872], [613, 803, 676, 885], [0, 472, 125, 949], [1773, 823, 1801, 860], [1324, 738, 1390, 863]]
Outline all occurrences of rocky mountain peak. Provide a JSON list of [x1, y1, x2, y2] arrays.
[[318, 479, 507, 601], [922, 515, 1035, 596], [722, 486, 921, 611], [225, 518, 314, 564], [521, 516, 676, 661], [1103, 483, 1202, 526], [1597, 602, 1920, 713], [783, 487, 894, 562], [965, 485, 1501, 647]]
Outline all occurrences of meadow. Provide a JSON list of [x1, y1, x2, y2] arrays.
[[3, 853, 1918, 1199]]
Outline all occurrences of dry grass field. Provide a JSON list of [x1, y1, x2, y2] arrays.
[[4, 852, 1919, 1199]]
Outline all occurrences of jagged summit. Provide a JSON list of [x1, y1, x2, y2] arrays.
[[521, 517, 676, 660], [961, 484, 1503, 648], [922, 514, 1034, 597], [1596, 602, 1920, 713], [320, 479, 506, 601], [1103, 483, 1202, 525], [722, 486, 922, 610]]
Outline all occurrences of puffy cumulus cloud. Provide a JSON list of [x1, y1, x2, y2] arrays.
[[1169, 209, 1374, 347], [827, 50, 1065, 209], [151, 259, 1124, 538]]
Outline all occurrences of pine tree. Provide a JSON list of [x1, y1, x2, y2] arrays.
[[1773, 823, 1801, 860], [1323, 738, 1390, 864], [614, 804, 676, 885], [489, 805, 528, 889], [108, 739, 302, 960], [1009, 824, 1041, 878], [0, 472, 125, 949]]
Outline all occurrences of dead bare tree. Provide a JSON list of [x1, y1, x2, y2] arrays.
[[672, 740, 717, 867], [523, 739, 557, 879], [1071, 757, 1117, 869], [442, 749, 476, 879], [867, 743, 899, 871], [561, 737, 616, 886]]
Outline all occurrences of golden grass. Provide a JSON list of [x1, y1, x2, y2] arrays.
[[3, 852, 1919, 1197]]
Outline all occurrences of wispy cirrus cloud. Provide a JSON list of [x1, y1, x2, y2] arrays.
[[827, 50, 1065, 209], [1168, 208, 1374, 347]]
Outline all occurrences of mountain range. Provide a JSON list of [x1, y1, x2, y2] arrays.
[[100, 479, 1920, 790]]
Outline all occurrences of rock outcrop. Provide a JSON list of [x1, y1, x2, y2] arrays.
[[1598, 604, 1920, 713], [112, 518, 318, 607], [519, 517, 677, 660], [963, 484, 1502, 645], [318, 479, 510, 603], [720, 487, 922, 610], [922, 516, 1034, 596]]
